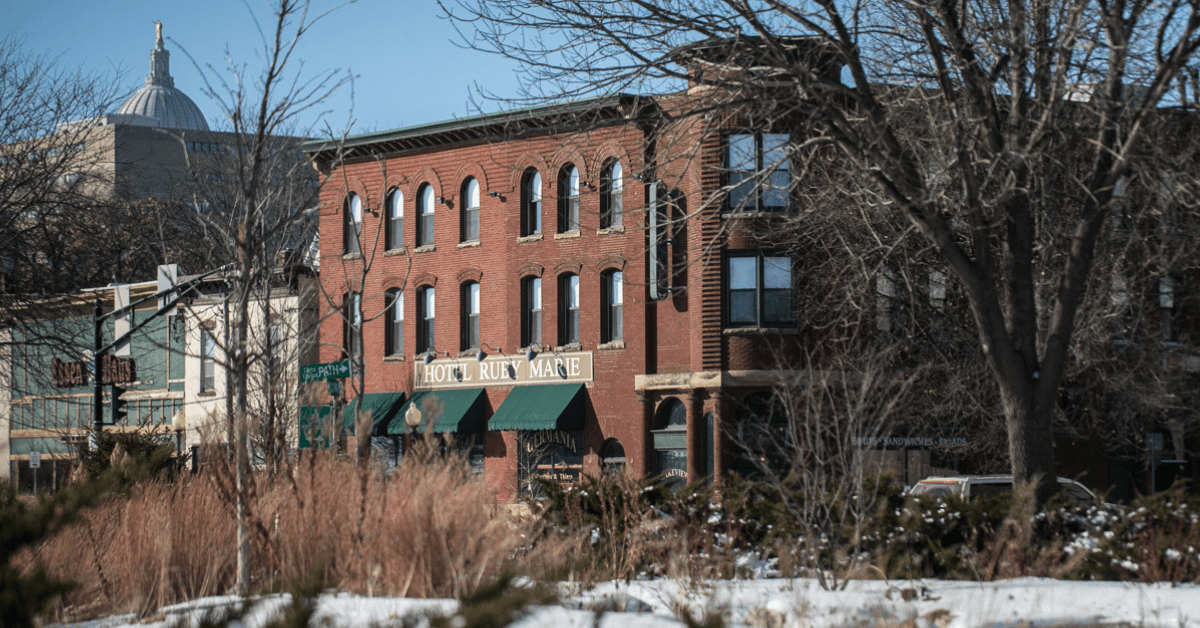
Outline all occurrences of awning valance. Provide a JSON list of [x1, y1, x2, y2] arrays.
[[488, 383, 585, 431]]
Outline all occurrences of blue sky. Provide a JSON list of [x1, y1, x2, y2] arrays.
[[2, 0, 526, 136]]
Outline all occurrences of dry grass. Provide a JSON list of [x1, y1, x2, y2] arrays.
[[21, 444, 575, 620]]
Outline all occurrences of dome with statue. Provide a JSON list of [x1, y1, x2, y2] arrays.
[[115, 22, 209, 131]]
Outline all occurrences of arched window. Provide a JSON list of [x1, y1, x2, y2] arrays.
[[601, 438, 626, 477], [557, 164, 580, 233], [385, 289, 404, 357], [521, 168, 542, 236], [417, 286, 435, 354], [386, 188, 403, 250], [343, 193, 362, 254], [521, 276, 542, 348], [461, 177, 480, 242], [655, 397, 687, 430], [461, 281, 480, 350], [601, 269, 623, 343], [417, 184, 435, 247], [558, 273, 580, 346], [600, 159, 623, 229]]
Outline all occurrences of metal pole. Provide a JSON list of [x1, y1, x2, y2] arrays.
[[92, 298, 103, 450]]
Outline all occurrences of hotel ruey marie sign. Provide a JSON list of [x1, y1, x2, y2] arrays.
[[414, 351, 593, 390]]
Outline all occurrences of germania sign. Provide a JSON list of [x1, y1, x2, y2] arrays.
[[414, 351, 593, 390]]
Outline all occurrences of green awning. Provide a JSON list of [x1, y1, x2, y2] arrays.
[[488, 384, 585, 431], [388, 389, 487, 435], [298, 406, 335, 449], [342, 392, 407, 437]]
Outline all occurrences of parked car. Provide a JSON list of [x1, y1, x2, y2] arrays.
[[907, 475, 1098, 504]]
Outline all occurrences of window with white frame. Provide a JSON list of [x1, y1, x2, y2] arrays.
[[344, 292, 362, 361], [462, 281, 480, 350], [600, 159, 623, 229], [522, 276, 542, 348], [200, 330, 216, 392], [461, 177, 480, 242], [418, 286, 435, 353], [601, 269, 623, 342], [727, 133, 790, 212], [726, 252, 793, 328], [385, 289, 404, 357], [344, 193, 363, 254], [521, 168, 542, 236], [558, 164, 580, 233], [386, 188, 404, 250], [559, 273, 580, 345], [417, 184, 435, 247]]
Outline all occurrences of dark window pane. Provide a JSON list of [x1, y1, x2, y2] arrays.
[[730, 290, 756, 325]]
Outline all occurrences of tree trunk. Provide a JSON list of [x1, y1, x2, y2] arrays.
[[997, 373, 1058, 504]]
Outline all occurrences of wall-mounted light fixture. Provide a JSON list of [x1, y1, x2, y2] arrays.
[[524, 342, 545, 363], [477, 342, 502, 362], [421, 349, 449, 365]]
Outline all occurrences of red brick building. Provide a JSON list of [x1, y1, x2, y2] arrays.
[[303, 90, 816, 501]]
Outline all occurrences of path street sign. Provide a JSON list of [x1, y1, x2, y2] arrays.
[[300, 360, 351, 383], [29, 451, 40, 469]]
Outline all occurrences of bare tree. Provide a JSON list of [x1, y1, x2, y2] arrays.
[[445, 0, 1200, 501], [174, 0, 349, 595]]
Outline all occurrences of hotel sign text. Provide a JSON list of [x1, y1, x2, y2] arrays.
[[414, 351, 593, 390]]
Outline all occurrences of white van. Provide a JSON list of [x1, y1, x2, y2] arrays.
[[908, 475, 1097, 504]]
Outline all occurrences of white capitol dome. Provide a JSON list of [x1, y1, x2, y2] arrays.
[[114, 22, 209, 132]]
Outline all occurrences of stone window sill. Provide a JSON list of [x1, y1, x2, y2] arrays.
[[722, 326, 799, 336], [341, 253, 363, 261], [383, 248, 407, 257], [597, 226, 625, 235], [598, 340, 625, 351], [198, 391, 217, 398], [554, 231, 581, 240], [383, 355, 406, 362], [556, 343, 582, 352], [457, 241, 481, 249], [413, 245, 436, 254], [517, 234, 544, 243]]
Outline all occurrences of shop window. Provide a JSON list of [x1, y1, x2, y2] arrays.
[[417, 286, 435, 354], [733, 393, 791, 479], [521, 168, 542, 236], [461, 281, 480, 351], [600, 159, 622, 228], [726, 252, 793, 328], [385, 289, 404, 357], [417, 183, 435, 247], [521, 276, 542, 348], [558, 273, 580, 346], [601, 269, 623, 343], [461, 177, 480, 242], [343, 193, 362, 254], [652, 398, 687, 488], [386, 188, 403, 250], [726, 133, 790, 211], [200, 330, 216, 392], [558, 164, 580, 233]]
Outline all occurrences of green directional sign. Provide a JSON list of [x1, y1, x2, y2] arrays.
[[299, 360, 351, 383]]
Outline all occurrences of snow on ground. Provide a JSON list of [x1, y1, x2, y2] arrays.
[[58, 577, 1200, 628]]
